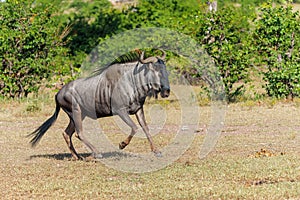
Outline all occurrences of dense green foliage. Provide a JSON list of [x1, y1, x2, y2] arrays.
[[62, 0, 121, 56], [1, 0, 300, 101], [0, 0, 73, 98], [187, 8, 252, 101], [253, 4, 300, 99]]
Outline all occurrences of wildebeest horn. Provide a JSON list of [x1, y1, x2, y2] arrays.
[[139, 51, 158, 63], [157, 49, 166, 60]]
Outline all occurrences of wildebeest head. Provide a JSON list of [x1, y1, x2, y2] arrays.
[[139, 50, 170, 98]]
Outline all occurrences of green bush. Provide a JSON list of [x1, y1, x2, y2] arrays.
[[253, 4, 300, 99], [120, 0, 200, 29], [62, 0, 121, 56], [0, 0, 74, 98], [177, 7, 252, 102]]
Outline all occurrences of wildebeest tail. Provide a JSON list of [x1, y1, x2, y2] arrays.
[[28, 97, 60, 147]]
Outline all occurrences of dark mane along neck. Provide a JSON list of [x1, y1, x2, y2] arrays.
[[92, 51, 141, 76]]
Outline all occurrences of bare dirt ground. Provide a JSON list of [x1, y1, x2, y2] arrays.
[[0, 98, 300, 199]]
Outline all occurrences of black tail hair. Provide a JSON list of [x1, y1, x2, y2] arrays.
[[27, 98, 60, 147]]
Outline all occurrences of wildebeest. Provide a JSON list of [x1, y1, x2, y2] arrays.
[[28, 49, 170, 160]]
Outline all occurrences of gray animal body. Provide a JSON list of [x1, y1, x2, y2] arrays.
[[28, 50, 170, 160]]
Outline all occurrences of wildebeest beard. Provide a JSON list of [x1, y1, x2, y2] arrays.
[[148, 88, 160, 99]]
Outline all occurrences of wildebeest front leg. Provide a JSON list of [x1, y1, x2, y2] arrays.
[[135, 108, 162, 157], [117, 109, 139, 150]]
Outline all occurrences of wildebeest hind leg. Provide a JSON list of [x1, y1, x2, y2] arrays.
[[63, 120, 81, 160], [72, 104, 102, 159]]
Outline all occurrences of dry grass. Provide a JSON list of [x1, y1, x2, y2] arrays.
[[0, 94, 300, 199]]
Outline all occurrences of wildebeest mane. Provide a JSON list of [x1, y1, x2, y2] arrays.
[[92, 50, 141, 76]]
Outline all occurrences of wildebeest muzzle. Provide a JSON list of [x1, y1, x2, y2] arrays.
[[160, 87, 170, 98]]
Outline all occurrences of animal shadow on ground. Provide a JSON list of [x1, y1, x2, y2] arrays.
[[29, 151, 139, 161]]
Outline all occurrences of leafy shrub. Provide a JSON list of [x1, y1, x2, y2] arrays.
[[0, 0, 74, 98], [120, 0, 200, 29], [253, 4, 300, 99], [178, 8, 252, 102], [62, 0, 121, 56]]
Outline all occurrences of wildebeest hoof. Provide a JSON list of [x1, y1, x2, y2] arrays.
[[71, 155, 84, 161], [85, 153, 102, 162], [85, 156, 94, 162], [154, 151, 162, 157], [119, 141, 127, 150], [70, 156, 80, 161]]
